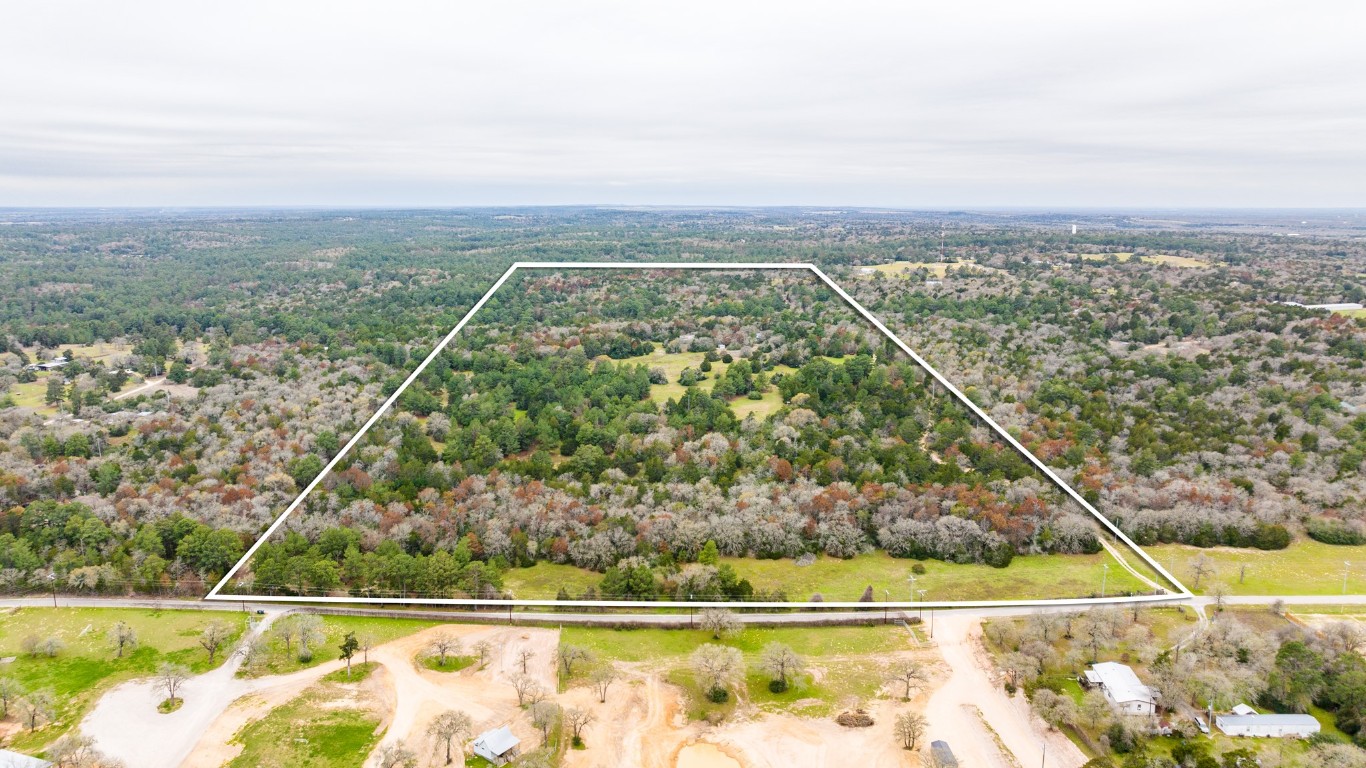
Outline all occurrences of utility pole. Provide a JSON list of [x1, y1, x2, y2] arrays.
[[883, 589, 890, 625], [1101, 563, 1109, 598], [48, 573, 57, 608], [917, 589, 928, 621]]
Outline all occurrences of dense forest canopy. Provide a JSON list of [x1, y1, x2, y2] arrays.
[[0, 208, 1361, 600]]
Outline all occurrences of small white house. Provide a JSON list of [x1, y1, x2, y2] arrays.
[[1084, 662, 1157, 715], [1216, 713, 1320, 738], [471, 726, 521, 766]]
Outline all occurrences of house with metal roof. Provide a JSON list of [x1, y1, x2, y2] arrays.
[[471, 725, 521, 766], [1083, 662, 1156, 715], [1216, 712, 1321, 738]]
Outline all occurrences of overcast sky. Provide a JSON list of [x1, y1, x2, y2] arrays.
[[2, 1, 1363, 208]]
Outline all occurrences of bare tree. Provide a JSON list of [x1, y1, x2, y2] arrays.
[[690, 644, 743, 699], [759, 642, 804, 691], [199, 621, 232, 664], [0, 677, 26, 718], [426, 710, 473, 765], [1079, 689, 1114, 731], [377, 741, 417, 768], [1031, 688, 1077, 730], [886, 658, 929, 700], [894, 711, 927, 750], [589, 664, 617, 703], [1001, 652, 1040, 690], [699, 608, 742, 640], [472, 639, 494, 668], [358, 632, 378, 664], [1026, 612, 1063, 643], [428, 634, 462, 667], [564, 707, 596, 746], [156, 663, 190, 706], [107, 621, 138, 658], [530, 700, 560, 742], [17, 689, 53, 731], [556, 644, 592, 678], [511, 673, 544, 706], [517, 647, 535, 674], [1190, 554, 1214, 590], [295, 614, 325, 662], [1208, 582, 1232, 613], [46, 732, 119, 768]]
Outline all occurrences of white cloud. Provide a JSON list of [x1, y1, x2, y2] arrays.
[[1, 0, 1362, 206]]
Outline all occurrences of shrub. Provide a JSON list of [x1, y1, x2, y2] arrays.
[[911, 562, 926, 575], [768, 679, 787, 693], [707, 687, 729, 703], [1307, 518, 1366, 546]]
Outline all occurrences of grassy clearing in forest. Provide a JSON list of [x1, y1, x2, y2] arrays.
[[1144, 539, 1366, 595], [725, 550, 1147, 602], [503, 549, 1149, 602], [1073, 252, 1208, 268], [860, 261, 996, 278]]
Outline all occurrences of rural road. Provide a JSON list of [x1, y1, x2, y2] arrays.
[[3, 593, 1366, 625]]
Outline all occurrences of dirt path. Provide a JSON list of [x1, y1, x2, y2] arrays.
[[1099, 537, 1164, 592], [713, 701, 913, 767], [925, 614, 1085, 768], [79, 609, 346, 768]]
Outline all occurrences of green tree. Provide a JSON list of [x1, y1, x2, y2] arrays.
[[339, 631, 359, 677]]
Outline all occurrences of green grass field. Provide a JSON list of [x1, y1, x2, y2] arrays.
[[1145, 540, 1366, 595], [729, 550, 1146, 602], [504, 549, 1149, 602], [5, 377, 56, 412], [613, 350, 830, 421], [227, 675, 382, 768], [0, 607, 244, 750], [1333, 308, 1366, 318]]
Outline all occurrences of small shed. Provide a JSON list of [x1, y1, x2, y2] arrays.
[[471, 726, 521, 766], [929, 740, 958, 767], [1231, 703, 1257, 716], [1216, 713, 1320, 738]]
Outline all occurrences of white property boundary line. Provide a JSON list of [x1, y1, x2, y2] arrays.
[[207, 262, 1192, 609]]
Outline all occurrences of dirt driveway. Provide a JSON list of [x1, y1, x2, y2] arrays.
[[925, 614, 1085, 768]]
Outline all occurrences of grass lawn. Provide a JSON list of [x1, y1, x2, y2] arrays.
[[506, 549, 1150, 602], [1144, 540, 1366, 595], [725, 550, 1148, 602], [227, 675, 382, 768], [419, 655, 475, 673], [1333, 308, 1366, 318], [243, 615, 442, 677], [5, 378, 57, 413], [502, 562, 603, 599], [0, 607, 245, 750]]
